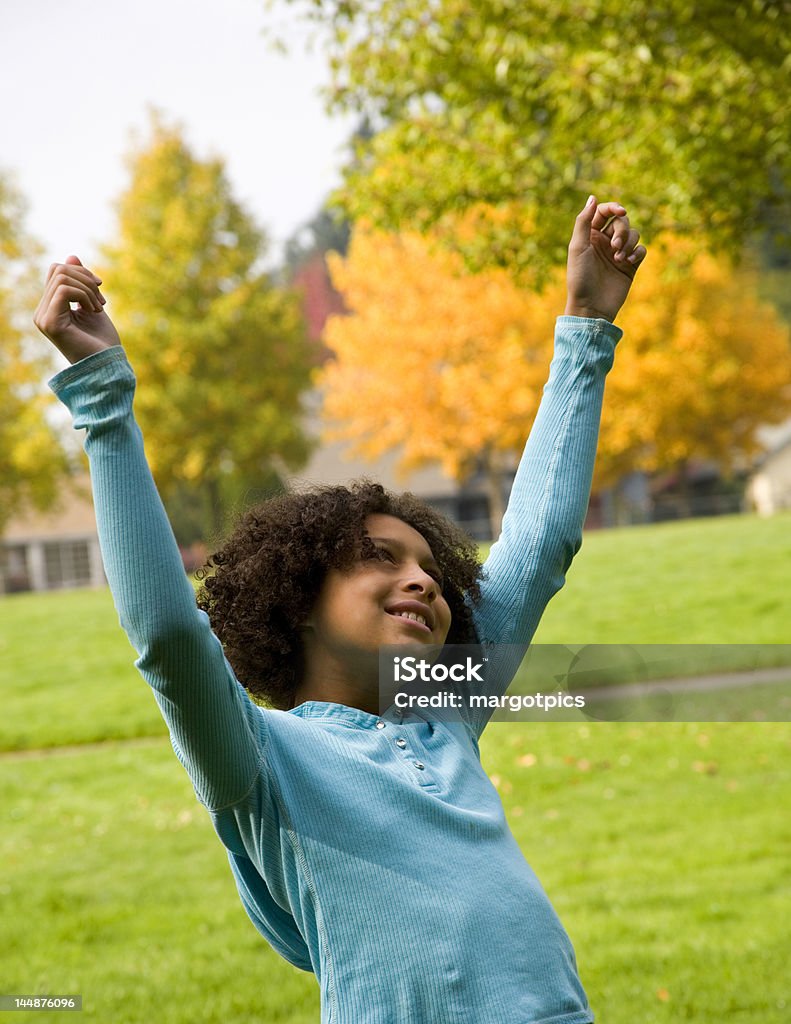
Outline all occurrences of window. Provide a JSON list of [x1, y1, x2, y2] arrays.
[[1, 545, 31, 593], [43, 540, 92, 589]]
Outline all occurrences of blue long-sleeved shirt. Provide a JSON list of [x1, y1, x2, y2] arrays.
[[49, 315, 621, 1024]]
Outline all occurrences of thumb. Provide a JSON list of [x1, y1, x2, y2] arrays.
[[570, 195, 597, 249]]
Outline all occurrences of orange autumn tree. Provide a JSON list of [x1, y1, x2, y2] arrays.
[[321, 226, 566, 535], [597, 236, 791, 493]]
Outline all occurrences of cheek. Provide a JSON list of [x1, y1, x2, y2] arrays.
[[438, 598, 453, 638], [317, 573, 385, 633]]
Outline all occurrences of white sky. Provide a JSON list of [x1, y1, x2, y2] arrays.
[[1, 0, 356, 270]]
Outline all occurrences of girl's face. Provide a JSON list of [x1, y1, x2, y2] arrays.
[[304, 513, 452, 659]]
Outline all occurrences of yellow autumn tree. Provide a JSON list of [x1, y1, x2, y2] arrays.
[[97, 110, 314, 541], [0, 175, 70, 535], [321, 224, 566, 534], [322, 222, 791, 533], [597, 236, 791, 490]]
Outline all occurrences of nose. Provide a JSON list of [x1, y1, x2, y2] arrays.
[[403, 565, 439, 601]]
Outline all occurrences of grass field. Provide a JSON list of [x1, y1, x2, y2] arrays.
[[1, 511, 790, 1022]]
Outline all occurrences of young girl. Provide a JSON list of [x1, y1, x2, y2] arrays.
[[34, 196, 645, 1024]]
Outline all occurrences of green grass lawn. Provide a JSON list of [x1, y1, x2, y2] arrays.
[[2, 724, 789, 1023], [528, 509, 791, 644], [3, 510, 789, 751], [1, 511, 790, 1022]]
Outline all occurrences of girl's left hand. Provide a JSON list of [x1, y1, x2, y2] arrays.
[[564, 196, 647, 323]]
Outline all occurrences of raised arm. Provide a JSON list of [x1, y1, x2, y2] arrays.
[[34, 257, 265, 810], [467, 198, 646, 733]]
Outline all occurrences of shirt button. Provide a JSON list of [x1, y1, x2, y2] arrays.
[[396, 738, 407, 749], [375, 721, 386, 730], [414, 761, 425, 770]]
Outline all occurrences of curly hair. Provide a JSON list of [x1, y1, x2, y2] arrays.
[[195, 479, 484, 710]]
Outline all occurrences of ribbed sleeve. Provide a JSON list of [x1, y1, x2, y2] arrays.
[[49, 346, 266, 810], [467, 316, 622, 735]]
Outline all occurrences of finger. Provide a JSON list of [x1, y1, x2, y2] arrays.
[[51, 281, 103, 316], [614, 228, 641, 261], [46, 258, 102, 286], [38, 276, 103, 317], [569, 194, 598, 250], [65, 254, 102, 285], [35, 281, 100, 334], [591, 202, 627, 232], [627, 244, 647, 266], [63, 281, 103, 314], [609, 217, 632, 254], [611, 223, 639, 261], [44, 265, 105, 305]]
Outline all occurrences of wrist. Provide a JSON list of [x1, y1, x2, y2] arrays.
[[57, 341, 116, 366], [563, 304, 613, 323]]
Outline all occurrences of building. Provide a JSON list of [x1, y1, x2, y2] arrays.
[[746, 422, 791, 515], [289, 251, 497, 539], [0, 476, 106, 595], [286, 388, 498, 541]]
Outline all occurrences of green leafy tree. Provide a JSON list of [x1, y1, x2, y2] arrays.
[[0, 175, 70, 534], [284, 206, 351, 273], [280, 0, 791, 278], [98, 110, 314, 541]]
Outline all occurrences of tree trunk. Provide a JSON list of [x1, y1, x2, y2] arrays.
[[676, 460, 692, 519]]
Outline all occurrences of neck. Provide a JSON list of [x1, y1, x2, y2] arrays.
[[293, 646, 381, 715]]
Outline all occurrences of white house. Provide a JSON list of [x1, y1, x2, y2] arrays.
[[747, 423, 791, 515], [0, 475, 105, 594]]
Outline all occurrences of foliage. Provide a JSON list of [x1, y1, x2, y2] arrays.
[[598, 236, 791, 486], [320, 219, 791, 508], [97, 109, 314, 539], [0, 174, 70, 533], [283, 205, 351, 273], [320, 220, 565, 531], [279, 0, 791, 278]]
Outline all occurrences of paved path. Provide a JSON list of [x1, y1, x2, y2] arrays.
[[578, 665, 791, 702]]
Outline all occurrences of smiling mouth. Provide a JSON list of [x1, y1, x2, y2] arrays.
[[387, 611, 432, 633]]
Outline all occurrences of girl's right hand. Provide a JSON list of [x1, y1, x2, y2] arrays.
[[33, 255, 121, 364]]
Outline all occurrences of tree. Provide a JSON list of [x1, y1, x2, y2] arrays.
[[319, 222, 565, 535], [319, 221, 791, 534], [281, 0, 791, 279], [0, 175, 70, 535], [97, 110, 315, 541], [283, 205, 351, 274], [596, 236, 791, 489]]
